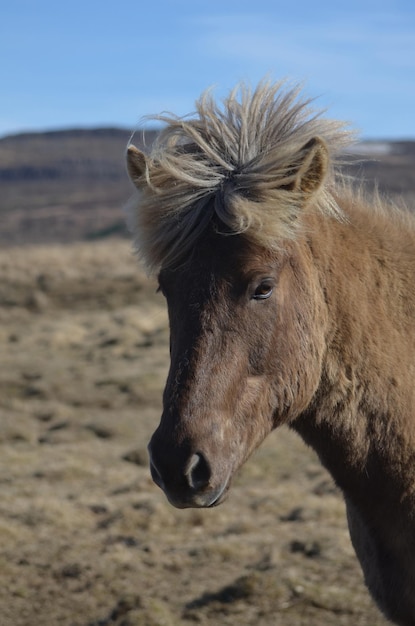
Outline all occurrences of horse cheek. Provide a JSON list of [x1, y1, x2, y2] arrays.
[[271, 279, 327, 423]]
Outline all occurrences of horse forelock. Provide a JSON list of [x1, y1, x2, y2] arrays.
[[129, 81, 354, 272]]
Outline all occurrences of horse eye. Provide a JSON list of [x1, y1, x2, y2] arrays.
[[252, 281, 273, 300]]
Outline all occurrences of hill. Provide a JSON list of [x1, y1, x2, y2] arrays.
[[0, 129, 414, 246], [0, 128, 155, 245]]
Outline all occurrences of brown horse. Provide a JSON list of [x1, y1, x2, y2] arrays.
[[126, 82, 415, 626]]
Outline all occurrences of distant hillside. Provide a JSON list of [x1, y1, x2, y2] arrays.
[[0, 128, 155, 246], [0, 129, 414, 246]]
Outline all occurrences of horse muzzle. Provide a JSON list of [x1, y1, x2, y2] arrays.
[[148, 437, 231, 508]]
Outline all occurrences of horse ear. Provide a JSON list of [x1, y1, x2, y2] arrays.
[[127, 145, 147, 187], [293, 137, 328, 198]]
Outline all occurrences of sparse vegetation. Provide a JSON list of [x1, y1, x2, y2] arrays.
[[1, 129, 412, 624], [0, 240, 389, 625]]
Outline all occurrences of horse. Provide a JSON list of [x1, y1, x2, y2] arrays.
[[126, 81, 415, 626]]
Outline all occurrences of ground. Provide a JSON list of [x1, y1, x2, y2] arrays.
[[0, 240, 390, 625]]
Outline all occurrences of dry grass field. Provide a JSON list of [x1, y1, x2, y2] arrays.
[[3, 129, 413, 624], [0, 240, 390, 625]]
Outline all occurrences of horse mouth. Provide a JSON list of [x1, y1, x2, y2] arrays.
[[163, 476, 232, 509], [206, 479, 231, 507]]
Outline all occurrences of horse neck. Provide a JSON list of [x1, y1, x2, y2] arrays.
[[294, 199, 415, 517]]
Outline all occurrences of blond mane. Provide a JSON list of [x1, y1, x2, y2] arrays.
[[128, 81, 354, 272]]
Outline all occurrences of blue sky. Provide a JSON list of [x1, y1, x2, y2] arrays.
[[1, 0, 414, 139]]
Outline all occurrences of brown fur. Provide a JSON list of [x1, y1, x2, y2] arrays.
[[127, 81, 415, 625]]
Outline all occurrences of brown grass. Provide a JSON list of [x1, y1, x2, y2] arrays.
[[0, 240, 388, 625]]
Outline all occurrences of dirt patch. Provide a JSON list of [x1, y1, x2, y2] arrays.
[[0, 240, 388, 625]]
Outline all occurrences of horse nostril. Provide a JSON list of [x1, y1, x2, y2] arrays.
[[149, 457, 165, 490], [185, 452, 212, 490]]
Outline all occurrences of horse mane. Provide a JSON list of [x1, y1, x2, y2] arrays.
[[128, 81, 354, 272]]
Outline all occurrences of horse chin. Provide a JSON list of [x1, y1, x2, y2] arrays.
[[206, 482, 230, 508], [165, 478, 231, 509]]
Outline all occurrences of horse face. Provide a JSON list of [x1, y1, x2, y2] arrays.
[[148, 232, 325, 508]]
